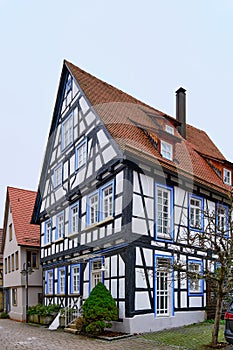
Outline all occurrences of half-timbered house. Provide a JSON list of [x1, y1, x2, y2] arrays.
[[32, 60, 233, 333], [2, 187, 42, 321]]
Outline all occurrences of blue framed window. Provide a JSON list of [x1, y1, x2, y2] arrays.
[[69, 202, 79, 234], [46, 270, 54, 295], [75, 139, 87, 170], [154, 255, 174, 317], [56, 212, 64, 240], [188, 260, 203, 296], [87, 181, 114, 226], [53, 164, 62, 188], [189, 194, 204, 231], [89, 258, 104, 293], [58, 267, 66, 294], [62, 113, 73, 150], [216, 204, 228, 235], [70, 264, 80, 294], [155, 184, 173, 241], [44, 219, 52, 244]]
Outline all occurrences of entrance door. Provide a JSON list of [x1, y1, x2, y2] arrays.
[[5, 288, 10, 314]]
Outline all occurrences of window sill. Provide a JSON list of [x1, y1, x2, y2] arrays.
[[43, 242, 52, 247], [86, 216, 114, 231], [55, 237, 64, 243], [156, 234, 173, 241], [68, 231, 79, 238]]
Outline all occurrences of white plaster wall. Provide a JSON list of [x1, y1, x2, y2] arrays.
[[111, 311, 205, 334]]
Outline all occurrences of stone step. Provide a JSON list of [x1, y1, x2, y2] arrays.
[[64, 327, 78, 335], [67, 323, 77, 329]]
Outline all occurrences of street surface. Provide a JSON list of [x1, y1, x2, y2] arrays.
[[1, 319, 233, 350], [0, 318, 172, 350]]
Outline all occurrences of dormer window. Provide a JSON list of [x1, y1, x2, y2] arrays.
[[161, 140, 173, 161], [223, 168, 232, 185], [165, 125, 174, 135]]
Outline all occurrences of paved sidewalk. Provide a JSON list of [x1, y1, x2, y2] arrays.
[[0, 318, 172, 350]]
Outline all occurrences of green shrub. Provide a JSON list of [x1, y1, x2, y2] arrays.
[[27, 303, 60, 316], [82, 282, 118, 335], [0, 312, 9, 319]]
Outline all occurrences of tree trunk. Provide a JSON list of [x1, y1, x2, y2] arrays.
[[211, 283, 223, 347]]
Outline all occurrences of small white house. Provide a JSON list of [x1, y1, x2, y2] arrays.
[[2, 186, 42, 322]]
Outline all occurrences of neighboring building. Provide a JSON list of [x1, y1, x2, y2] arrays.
[[2, 187, 42, 321], [0, 229, 3, 311], [32, 60, 233, 333]]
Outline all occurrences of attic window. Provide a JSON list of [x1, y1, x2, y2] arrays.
[[223, 168, 232, 185], [165, 125, 174, 135], [161, 140, 173, 161]]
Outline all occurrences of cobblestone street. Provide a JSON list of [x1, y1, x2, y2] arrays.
[[0, 319, 173, 350]]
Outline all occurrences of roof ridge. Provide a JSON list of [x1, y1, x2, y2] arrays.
[[65, 59, 165, 116]]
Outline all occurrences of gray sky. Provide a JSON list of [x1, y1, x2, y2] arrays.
[[0, 0, 233, 226]]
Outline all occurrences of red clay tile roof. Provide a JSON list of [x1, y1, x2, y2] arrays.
[[186, 125, 225, 161], [6, 187, 40, 247], [65, 60, 231, 194]]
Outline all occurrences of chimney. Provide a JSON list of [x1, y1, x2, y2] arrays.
[[176, 87, 186, 139]]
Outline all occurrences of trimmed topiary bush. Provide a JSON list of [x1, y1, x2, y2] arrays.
[[82, 282, 118, 335]]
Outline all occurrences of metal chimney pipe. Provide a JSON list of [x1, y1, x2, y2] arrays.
[[176, 87, 186, 139]]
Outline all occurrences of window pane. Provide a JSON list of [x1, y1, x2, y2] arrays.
[[71, 205, 79, 233], [190, 197, 202, 229], [102, 185, 113, 219], [90, 194, 98, 224], [156, 187, 171, 237]]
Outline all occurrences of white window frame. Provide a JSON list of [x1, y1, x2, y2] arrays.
[[46, 270, 54, 295], [188, 261, 203, 295], [56, 212, 64, 240], [76, 139, 87, 169], [70, 203, 79, 234], [87, 182, 114, 226], [156, 185, 173, 240], [165, 125, 174, 135], [101, 184, 113, 220], [89, 192, 99, 225], [161, 140, 173, 161], [71, 264, 80, 294], [54, 164, 62, 188], [189, 195, 203, 230], [155, 257, 173, 317], [90, 258, 103, 291], [223, 168, 232, 185], [217, 204, 228, 233], [62, 113, 73, 150], [58, 267, 65, 294], [44, 220, 52, 244]]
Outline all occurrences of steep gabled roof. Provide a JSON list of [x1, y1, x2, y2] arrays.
[[65, 60, 230, 193], [32, 60, 232, 224], [3, 187, 40, 247]]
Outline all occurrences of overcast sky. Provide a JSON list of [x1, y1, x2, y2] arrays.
[[0, 0, 233, 226]]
